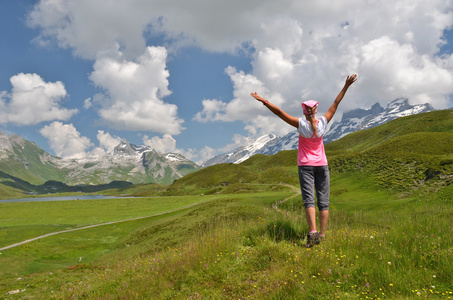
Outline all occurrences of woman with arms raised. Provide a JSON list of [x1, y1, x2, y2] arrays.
[[250, 74, 357, 248]]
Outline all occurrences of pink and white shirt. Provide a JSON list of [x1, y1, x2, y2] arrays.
[[297, 116, 328, 166]]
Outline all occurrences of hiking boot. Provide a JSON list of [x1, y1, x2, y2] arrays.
[[304, 232, 320, 248]]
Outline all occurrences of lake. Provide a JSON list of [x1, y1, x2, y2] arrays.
[[0, 195, 126, 203]]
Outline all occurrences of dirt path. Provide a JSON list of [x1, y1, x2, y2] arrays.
[[0, 200, 209, 251]]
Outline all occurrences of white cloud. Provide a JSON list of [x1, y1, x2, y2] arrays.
[[90, 46, 184, 134], [194, 67, 274, 124], [194, 67, 292, 137], [83, 97, 92, 109], [196, 146, 217, 165], [142, 133, 204, 163], [40, 121, 92, 159], [39, 124, 123, 159], [27, 0, 150, 59], [192, 0, 453, 129], [193, 99, 228, 123], [26, 0, 266, 58], [80, 130, 123, 158], [27, 0, 453, 158], [0, 73, 77, 126], [358, 36, 453, 106], [96, 130, 122, 153], [28, 1, 453, 109], [142, 134, 177, 153]]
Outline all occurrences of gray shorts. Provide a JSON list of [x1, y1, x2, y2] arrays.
[[298, 165, 330, 210]]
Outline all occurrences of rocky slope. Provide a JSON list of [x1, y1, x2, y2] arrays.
[[0, 135, 199, 186]]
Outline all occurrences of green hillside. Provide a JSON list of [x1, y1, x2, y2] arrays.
[[114, 110, 452, 198], [326, 109, 453, 152], [1, 110, 452, 299], [140, 151, 299, 196], [326, 110, 453, 194], [0, 137, 67, 185], [0, 134, 200, 194]]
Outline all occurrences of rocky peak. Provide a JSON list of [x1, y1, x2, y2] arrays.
[[113, 141, 140, 156], [342, 102, 384, 120]]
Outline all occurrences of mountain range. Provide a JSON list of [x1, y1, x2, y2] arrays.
[[203, 98, 435, 166], [0, 133, 199, 188], [0, 98, 436, 190]]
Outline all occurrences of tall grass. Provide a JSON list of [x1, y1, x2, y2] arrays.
[[1, 110, 451, 298], [1, 183, 451, 299]]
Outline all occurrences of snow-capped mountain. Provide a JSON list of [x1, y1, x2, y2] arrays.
[[259, 131, 299, 155], [203, 134, 279, 167], [0, 135, 199, 186], [113, 141, 151, 157], [202, 98, 435, 166], [63, 140, 199, 185], [323, 98, 434, 143]]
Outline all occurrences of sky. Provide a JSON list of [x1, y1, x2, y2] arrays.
[[0, 0, 452, 164]]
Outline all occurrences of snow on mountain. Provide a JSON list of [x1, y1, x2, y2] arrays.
[[112, 141, 153, 158], [323, 98, 434, 143], [111, 141, 189, 165], [202, 98, 435, 166], [259, 131, 299, 156], [165, 153, 186, 163], [0, 134, 199, 185], [67, 140, 201, 185], [234, 134, 279, 164], [203, 134, 278, 167]]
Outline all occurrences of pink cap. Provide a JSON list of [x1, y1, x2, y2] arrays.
[[302, 100, 318, 115]]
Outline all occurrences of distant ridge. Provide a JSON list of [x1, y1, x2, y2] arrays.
[[202, 98, 435, 166], [324, 98, 434, 143], [0, 135, 199, 189]]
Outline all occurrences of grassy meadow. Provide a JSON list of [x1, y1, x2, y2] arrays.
[[0, 110, 452, 299]]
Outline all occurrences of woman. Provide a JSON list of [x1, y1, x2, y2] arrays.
[[250, 74, 357, 247]]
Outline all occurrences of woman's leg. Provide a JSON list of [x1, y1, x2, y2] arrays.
[[305, 206, 317, 232]]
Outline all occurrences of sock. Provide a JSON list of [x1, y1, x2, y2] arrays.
[[309, 230, 317, 234]]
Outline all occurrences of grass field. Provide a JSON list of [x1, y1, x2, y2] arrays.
[[0, 179, 451, 299], [0, 111, 452, 299], [0, 195, 215, 248]]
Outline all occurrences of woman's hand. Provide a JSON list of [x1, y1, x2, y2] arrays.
[[345, 74, 358, 87], [250, 92, 298, 128], [250, 92, 266, 103]]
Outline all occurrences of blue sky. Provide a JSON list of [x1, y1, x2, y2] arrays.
[[1, 0, 452, 164]]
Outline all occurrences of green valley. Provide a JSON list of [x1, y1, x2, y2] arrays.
[[0, 110, 451, 299]]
